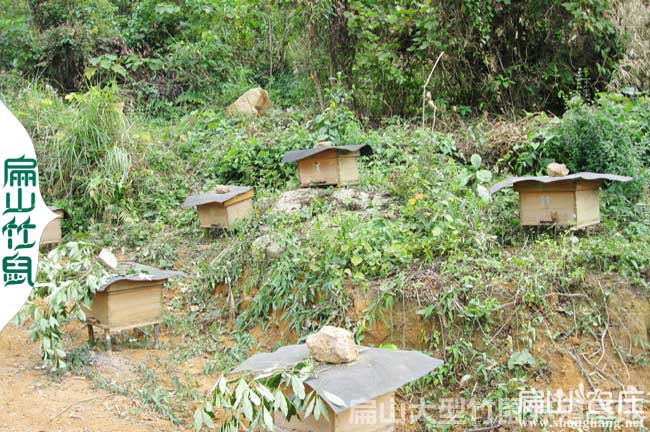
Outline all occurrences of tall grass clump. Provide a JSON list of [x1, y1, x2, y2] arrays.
[[49, 85, 127, 194], [34, 84, 133, 224], [609, 0, 650, 91]]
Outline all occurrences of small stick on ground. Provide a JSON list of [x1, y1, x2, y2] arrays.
[[49, 394, 113, 422], [567, 349, 596, 391]]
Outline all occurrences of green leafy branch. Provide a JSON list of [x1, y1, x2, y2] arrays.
[[194, 360, 329, 431], [20, 241, 107, 370]]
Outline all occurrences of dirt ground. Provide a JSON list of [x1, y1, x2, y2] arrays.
[[0, 325, 177, 432]]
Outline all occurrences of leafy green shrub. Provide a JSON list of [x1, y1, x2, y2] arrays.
[[40, 24, 94, 90], [0, 2, 41, 71], [541, 96, 644, 173], [123, 0, 182, 51], [508, 93, 650, 198]]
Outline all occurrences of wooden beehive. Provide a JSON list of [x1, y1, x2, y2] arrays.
[[282, 144, 372, 187], [275, 390, 395, 432], [183, 186, 254, 228], [490, 173, 633, 228], [40, 207, 64, 245], [84, 263, 183, 350], [232, 344, 442, 432], [297, 149, 360, 187]]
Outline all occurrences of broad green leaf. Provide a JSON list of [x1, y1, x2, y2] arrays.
[[477, 184, 490, 203], [470, 153, 482, 169], [291, 375, 305, 399], [476, 169, 492, 183], [193, 409, 204, 432]]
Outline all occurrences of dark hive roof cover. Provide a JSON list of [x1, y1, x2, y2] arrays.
[[281, 144, 372, 163], [489, 172, 633, 195], [231, 344, 442, 414], [183, 186, 253, 208], [98, 262, 185, 292]]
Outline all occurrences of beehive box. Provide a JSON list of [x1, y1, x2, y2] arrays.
[[490, 173, 633, 228], [40, 207, 65, 245], [231, 344, 442, 432], [183, 186, 254, 228], [84, 263, 183, 350], [275, 391, 395, 432], [282, 144, 372, 187]]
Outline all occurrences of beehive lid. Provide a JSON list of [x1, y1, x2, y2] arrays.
[[281, 144, 373, 163], [489, 172, 633, 195], [231, 344, 442, 414], [182, 186, 254, 208], [98, 262, 185, 292]]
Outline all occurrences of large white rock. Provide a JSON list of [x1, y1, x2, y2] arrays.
[[97, 248, 118, 270], [547, 162, 569, 177], [306, 326, 359, 364], [226, 88, 272, 116]]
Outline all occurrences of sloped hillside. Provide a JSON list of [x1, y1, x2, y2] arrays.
[[1, 75, 648, 430]]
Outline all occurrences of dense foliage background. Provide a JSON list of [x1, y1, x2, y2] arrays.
[[1, 0, 627, 117]]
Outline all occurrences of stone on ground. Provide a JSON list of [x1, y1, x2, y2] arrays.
[[251, 235, 284, 260], [333, 188, 389, 210], [274, 189, 318, 213], [306, 326, 359, 364], [226, 88, 272, 116]]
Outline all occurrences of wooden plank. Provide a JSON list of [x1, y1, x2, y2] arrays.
[[514, 180, 578, 193], [225, 198, 253, 225], [107, 285, 163, 329], [337, 152, 360, 185], [88, 320, 162, 333], [576, 179, 603, 191], [197, 203, 229, 228], [335, 392, 395, 432], [223, 189, 255, 207], [86, 291, 109, 325], [298, 150, 340, 186], [575, 189, 601, 228], [518, 191, 576, 226], [274, 391, 395, 432], [105, 280, 165, 293]]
